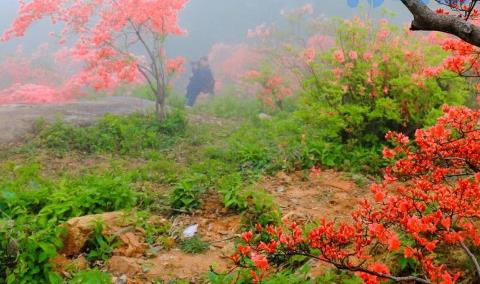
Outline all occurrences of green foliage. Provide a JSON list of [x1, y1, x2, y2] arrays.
[[84, 221, 118, 262], [169, 174, 207, 212], [132, 158, 183, 184], [132, 211, 171, 244], [38, 173, 137, 222], [193, 93, 263, 119], [315, 270, 363, 284], [36, 111, 187, 155], [0, 163, 138, 283], [179, 236, 209, 254], [0, 215, 64, 284], [242, 187, 281, 226], [217, 173, 248, 211], [68, 269, 112, 284], [0, 163, 54, 217], [226, 114, 385, 174]]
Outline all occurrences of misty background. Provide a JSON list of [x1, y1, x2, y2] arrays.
[[0, 0, 414, 61]]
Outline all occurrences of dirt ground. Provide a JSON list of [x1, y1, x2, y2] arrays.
[[55, 170, 370, 283], [0, 96, 154, 145]]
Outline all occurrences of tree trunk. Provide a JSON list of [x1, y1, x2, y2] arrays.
[[155, 88, 167, 121]]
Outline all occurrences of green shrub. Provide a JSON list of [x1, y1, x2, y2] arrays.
[[207, 266, 362, 284], [38, 173, 137, 222], [300, 18, 469, 148], [217, 173, 248, 211], [36, 111, 187, 155], [0, 163, 54, 217], [84, 222, 118, 262], [0, 164, 138, 283], [169, 174, 208, 212], [242, 187, 281, 226]]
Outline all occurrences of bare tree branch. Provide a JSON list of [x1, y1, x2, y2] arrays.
[[401, 0, 480, 48], [460, 241, 480, 278]]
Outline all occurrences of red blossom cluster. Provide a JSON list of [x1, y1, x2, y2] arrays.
[[232, 106, 480, 283], [242, 71, 293, 110], [430, 2, 480, 90], [435, 1, 480, 20]]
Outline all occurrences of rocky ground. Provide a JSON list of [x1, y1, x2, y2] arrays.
[[0, 96, 154, 145]]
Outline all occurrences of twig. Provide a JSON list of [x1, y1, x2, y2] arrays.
[[461, 240, 480, 278], [208, 235, 239, 244]]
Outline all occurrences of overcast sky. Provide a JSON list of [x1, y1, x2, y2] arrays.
[[0, 0, 414, 59]]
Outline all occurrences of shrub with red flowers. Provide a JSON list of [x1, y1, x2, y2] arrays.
[[300, 16, 470, 148], [231, 106, 480, 283], [425, 2, 480, 96], [242, 68, 293, 111]]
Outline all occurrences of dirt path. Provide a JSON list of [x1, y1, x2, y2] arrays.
[[0, 97, 154, 145], [263, 170, 370, 224]]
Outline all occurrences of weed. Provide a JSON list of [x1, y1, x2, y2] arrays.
[[217, 173, 248, 211], [68, 269, 112, 283], [85, 221, 119, 262], [169, 174, 207, 212], [133, 211, 171, 245], [179, 236, 209, 254], [242, 187, 281, 227]]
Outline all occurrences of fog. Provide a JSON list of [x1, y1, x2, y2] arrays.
[[0, 0, 414, 59]]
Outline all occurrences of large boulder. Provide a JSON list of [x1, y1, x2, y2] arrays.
[[59, 212, 123, 256]]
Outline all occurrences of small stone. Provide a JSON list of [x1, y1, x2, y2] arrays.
[[182, 224, 198, 238], [258, 113, 272, 120], [115, 274, 128, 284]]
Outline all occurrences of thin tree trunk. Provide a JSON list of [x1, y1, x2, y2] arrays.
[[155, 88, 167, 121]]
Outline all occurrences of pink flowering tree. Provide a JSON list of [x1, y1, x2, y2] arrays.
[[2, 0, 187, 119]]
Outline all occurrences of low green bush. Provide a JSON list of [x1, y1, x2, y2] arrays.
[[0, 163, 138, 283], [35, 111, 187, 155]]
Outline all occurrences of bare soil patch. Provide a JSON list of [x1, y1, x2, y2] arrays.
[[55, 171, 369, 282]]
